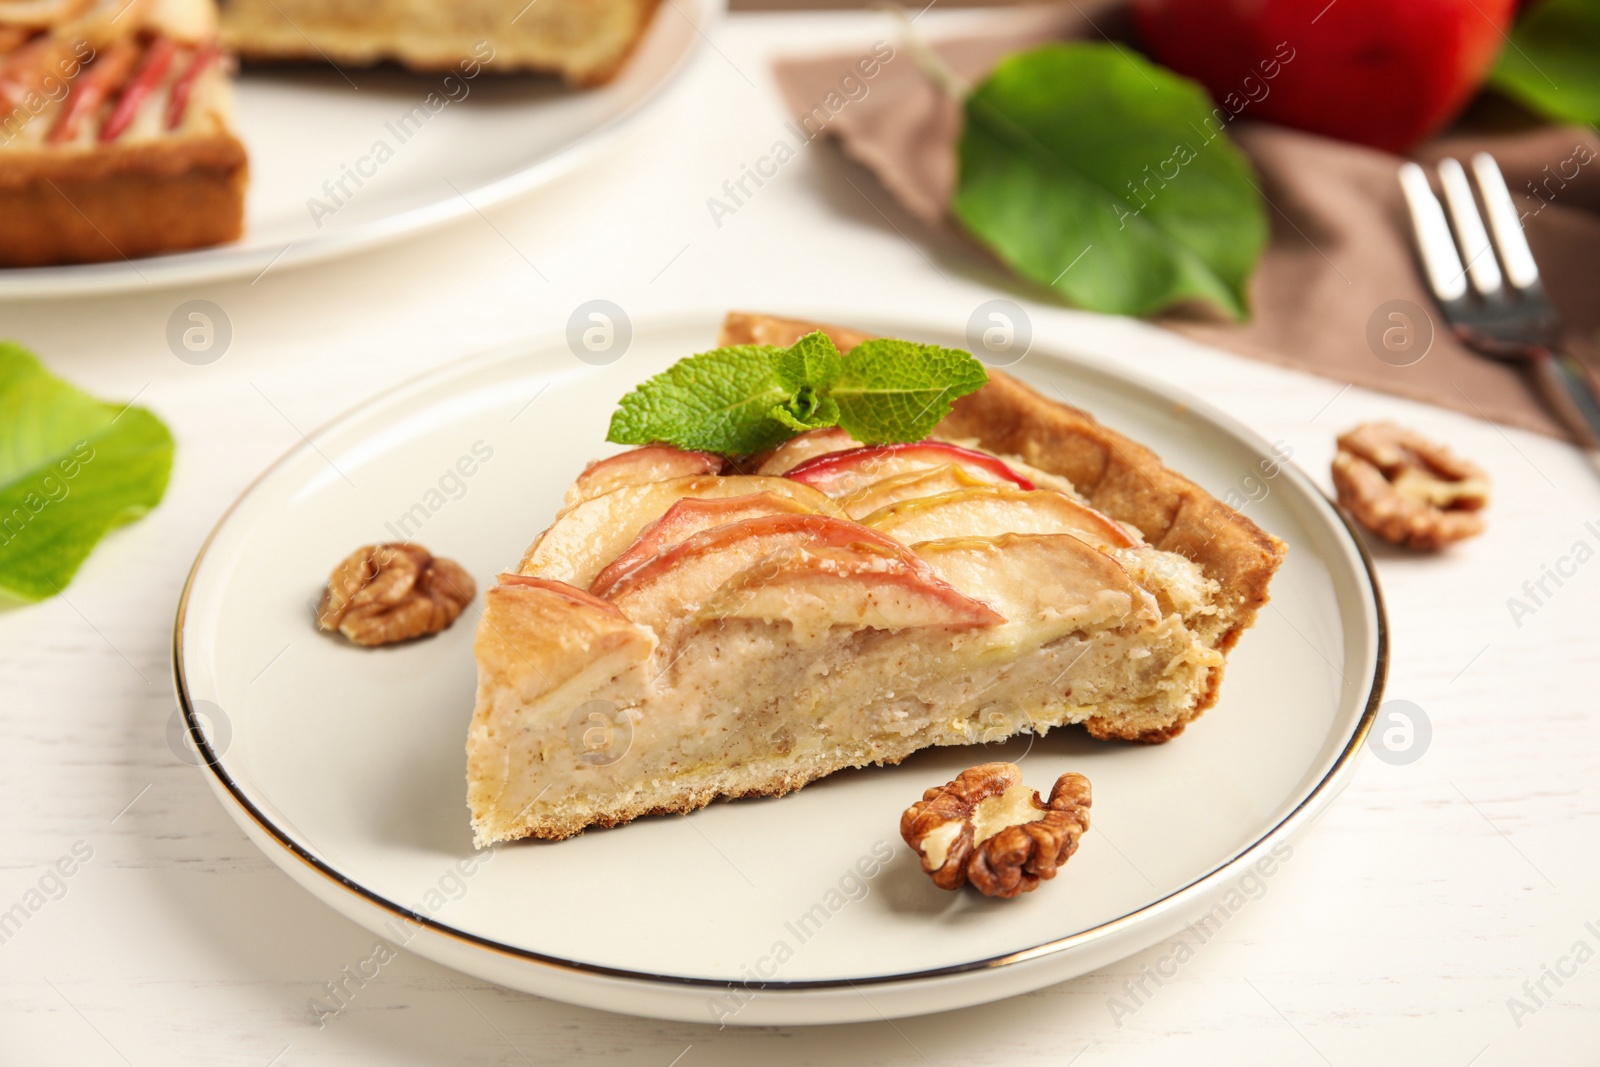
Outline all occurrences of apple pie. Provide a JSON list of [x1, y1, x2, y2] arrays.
[[218, 0, 660, 87], [467, 312, 1286, 844], [0, 0, 247, 267]]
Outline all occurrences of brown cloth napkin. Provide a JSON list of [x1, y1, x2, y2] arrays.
[[773, 4, 1600, 440]]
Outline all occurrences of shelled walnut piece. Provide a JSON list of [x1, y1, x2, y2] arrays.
[[317, 543, 476, 646], [901, 763, 1092, 899], [1331, 422, 1489, 550]]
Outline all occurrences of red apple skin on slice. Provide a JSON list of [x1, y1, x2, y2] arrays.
[[751, 427, 861, 475], [589, 491, 820, 596], [912, 534, 1156, 649], [564, 446, 724, 508], [520, 475, 834, 588], [701, 542, 1004, 641], [604, 513, 997, 635], [785, 442, 1036, 497], [861, 486, 1136, 552], [835, 464, 1010, 520]]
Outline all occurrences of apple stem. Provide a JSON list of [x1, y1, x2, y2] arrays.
[[878, 4, 967, 99]]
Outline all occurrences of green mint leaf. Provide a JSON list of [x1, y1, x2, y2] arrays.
[[1491, 0, 1600, 124], [0, 342, 174, 602], [952, 43, 1267, 319], [771, 332, 844, 431], [776, 331, 843, 392], [770, 392, 841, 433], [606, 334, 989, 453], [831, 339, 988, 443], [607, 344, 798, 454]]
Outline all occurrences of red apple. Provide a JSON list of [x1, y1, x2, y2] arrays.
[[785, 442, 1036, 497], [1130, 0, 1518, 154]]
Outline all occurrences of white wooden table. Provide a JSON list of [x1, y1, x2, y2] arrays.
[[3, 11, 1598, 1065]]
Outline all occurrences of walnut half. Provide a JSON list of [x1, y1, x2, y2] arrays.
[[1332, 421, 1489, 551], [901, 762, 1092, 899], [317, 543, 476, 646]]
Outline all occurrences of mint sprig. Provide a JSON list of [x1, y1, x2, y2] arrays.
[[607, 332, 988, 454]]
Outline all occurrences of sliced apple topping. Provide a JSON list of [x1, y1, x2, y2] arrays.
[[165, 44, 219, 131], [564, 446, 724, 509], [590, 491, 821, 596], [99, 35, 179, 142], [861, 486, 1136, 552], [752, 427, 861, 475], [835, 464, 1009, 520], [785, 441, 1036, 497], [912, 534, 1157, 649], [604, 513, 998, 636], [47, 36, 140, 144], [701, 541, 1003, 641], [519, 475, 834, 588]]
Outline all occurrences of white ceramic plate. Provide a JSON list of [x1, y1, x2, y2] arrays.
[[174, 312, 1386, 1026], [0, 0, 719, 298]]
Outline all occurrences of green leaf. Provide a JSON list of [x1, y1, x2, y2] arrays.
[[770, 393, 841, 433], [605, 334, 990, 453], [0, 342, 174, 602], [776, 331, 843, 392], [1491, 0, 1600, 124], [607, 344, 797, 454], [952, 43, 1268, 319], [772, 331, 844, 432], [832, 339, 989, 443]]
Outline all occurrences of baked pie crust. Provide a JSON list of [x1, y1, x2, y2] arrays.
[[467, 312, 1287, 844]]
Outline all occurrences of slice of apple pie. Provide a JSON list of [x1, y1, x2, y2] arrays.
[[0, 0, 247, 267], [467, 312, 1286, 844]]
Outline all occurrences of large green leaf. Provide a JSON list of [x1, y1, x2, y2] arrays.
[[1492, 0, 1600, 124], [0, 343, 174, 601], [953, 43, 1268, 319]]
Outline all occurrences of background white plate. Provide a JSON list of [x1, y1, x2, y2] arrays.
[[0, 0, 719, 298], [174, 312, 1385, 1026]]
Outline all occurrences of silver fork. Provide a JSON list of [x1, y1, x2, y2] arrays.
[[1399, 154, 1600, 448]]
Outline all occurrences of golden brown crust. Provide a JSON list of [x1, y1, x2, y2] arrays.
[[0, 132, 247, 266], [717, 311, 1288, 742]]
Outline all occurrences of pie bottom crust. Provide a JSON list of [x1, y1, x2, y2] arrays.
[[467, 312, 1288, 844], [0, 134, 248, 267]]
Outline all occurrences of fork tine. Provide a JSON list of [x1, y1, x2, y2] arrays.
[[1399, 162, 1468, 303], [1437, 157, 1505, 299], [1470, 153, 1540, 291]]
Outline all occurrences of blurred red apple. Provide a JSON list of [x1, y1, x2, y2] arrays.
[[1131, 0, 1519, 154]]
